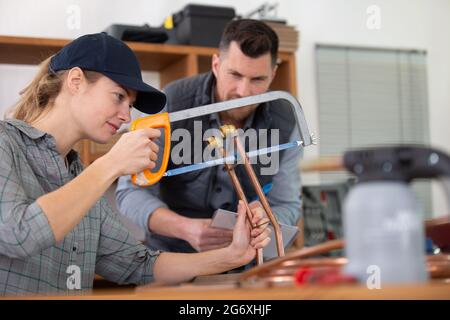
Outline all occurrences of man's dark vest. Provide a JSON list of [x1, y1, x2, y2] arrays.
[[159, 72, 296, 218]]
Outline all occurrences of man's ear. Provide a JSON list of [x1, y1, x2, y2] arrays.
[[211, 53, 220, 79], [270, 64, 278, 83], [66, 67, 84, 94]]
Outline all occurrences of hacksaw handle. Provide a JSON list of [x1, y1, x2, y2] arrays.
[[130, 113, 171, 187]]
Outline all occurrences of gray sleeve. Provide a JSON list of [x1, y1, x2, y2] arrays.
[[115, 175, 168, 233], [95, 198, 160, 285], [0, 136, 55, 259], [267, 130, 303, 226]]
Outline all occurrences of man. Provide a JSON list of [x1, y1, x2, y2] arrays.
[[116, 19, 302, 253]]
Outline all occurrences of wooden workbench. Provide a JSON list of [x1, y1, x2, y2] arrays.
[[5, 274, 450, 300]]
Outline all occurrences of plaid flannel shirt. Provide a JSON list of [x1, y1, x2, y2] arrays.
[[0, 119, 160, 295]]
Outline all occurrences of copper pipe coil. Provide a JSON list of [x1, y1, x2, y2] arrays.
[[243, 259, 450, 287], [428, 261, 450, 278], [240, 239, 345, 282], [239, 239, 450, 286], [262, 276, 297, 286], [277, 257, 348, 269], [427, 253, 450, 262], [233, 135, 285, 257], [249, 258, 348, 278], [299, 156, 345, 173]]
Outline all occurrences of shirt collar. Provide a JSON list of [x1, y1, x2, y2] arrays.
[[5, 119, 47, 140], [5, 119, 79, 165]]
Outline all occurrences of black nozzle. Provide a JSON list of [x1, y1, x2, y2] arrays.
[[343, 145, 450, 183]]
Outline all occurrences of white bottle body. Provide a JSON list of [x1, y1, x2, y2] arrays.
[[343, 181, 428, 284]]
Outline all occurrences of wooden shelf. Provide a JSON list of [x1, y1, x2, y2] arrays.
[[0, 35, 297, 93], [0, 34, 298, 164], [1, 33, 298, 170]]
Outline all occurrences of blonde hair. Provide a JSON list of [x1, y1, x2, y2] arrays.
[[9, 56, 101, 123]]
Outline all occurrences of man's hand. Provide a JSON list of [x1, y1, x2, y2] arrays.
[[185, 219, 233, 252]]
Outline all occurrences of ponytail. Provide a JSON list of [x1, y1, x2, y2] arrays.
[[10, 56, 64, 123], [9, 57, 101, 123]]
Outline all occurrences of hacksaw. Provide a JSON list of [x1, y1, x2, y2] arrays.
[[130, 91, 314, 186]]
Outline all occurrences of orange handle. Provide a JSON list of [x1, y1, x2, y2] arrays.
[[130, 113, 171, 187]]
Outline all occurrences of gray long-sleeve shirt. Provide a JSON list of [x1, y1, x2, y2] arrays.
[[116, 113, 303, 253], [0, 120, 160, 295], [116, 72, 303, 253]]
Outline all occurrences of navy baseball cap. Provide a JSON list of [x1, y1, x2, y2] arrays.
[[49, 32, 166, 114]]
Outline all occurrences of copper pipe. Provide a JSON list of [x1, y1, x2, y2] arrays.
[[240, 238, 450, 287], [233, 135, 285, 257], [223, 162, 264, 266], [207, 136, 264, 265], [224, 165, 264, 266], [244, 256, 450, 287], [299, 156, 345, 173], [240, 239, 344, 282], [425, 216, 450, 228]]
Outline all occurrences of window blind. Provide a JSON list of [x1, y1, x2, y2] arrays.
[[316, 45, 431, 216]]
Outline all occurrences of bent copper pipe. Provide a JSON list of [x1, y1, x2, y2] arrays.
[[240, 239, 345, 282], [240, 239, 450, 286], [207, 136, 264, 266], [232, 133, 285, 257], [242, 256, 450, 287], [299, 156, 345, 173]]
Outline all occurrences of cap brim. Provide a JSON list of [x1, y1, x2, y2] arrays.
[[103, 72, 166, 114]]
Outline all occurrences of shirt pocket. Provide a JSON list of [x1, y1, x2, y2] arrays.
[[68, 230, 87, 266], [68, 241, 80, 265]]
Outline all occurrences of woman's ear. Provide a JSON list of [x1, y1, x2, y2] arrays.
[[66, 67, 84, 94]]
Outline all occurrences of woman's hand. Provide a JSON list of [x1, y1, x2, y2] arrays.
[[152, 201, 272, 284], [228, 200, 271, 266], [104, 128, 161, 177]]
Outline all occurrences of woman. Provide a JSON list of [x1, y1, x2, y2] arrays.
[[0, 33, 270, 295]]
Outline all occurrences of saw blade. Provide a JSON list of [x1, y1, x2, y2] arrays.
[[163, 140, 303, 177]]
